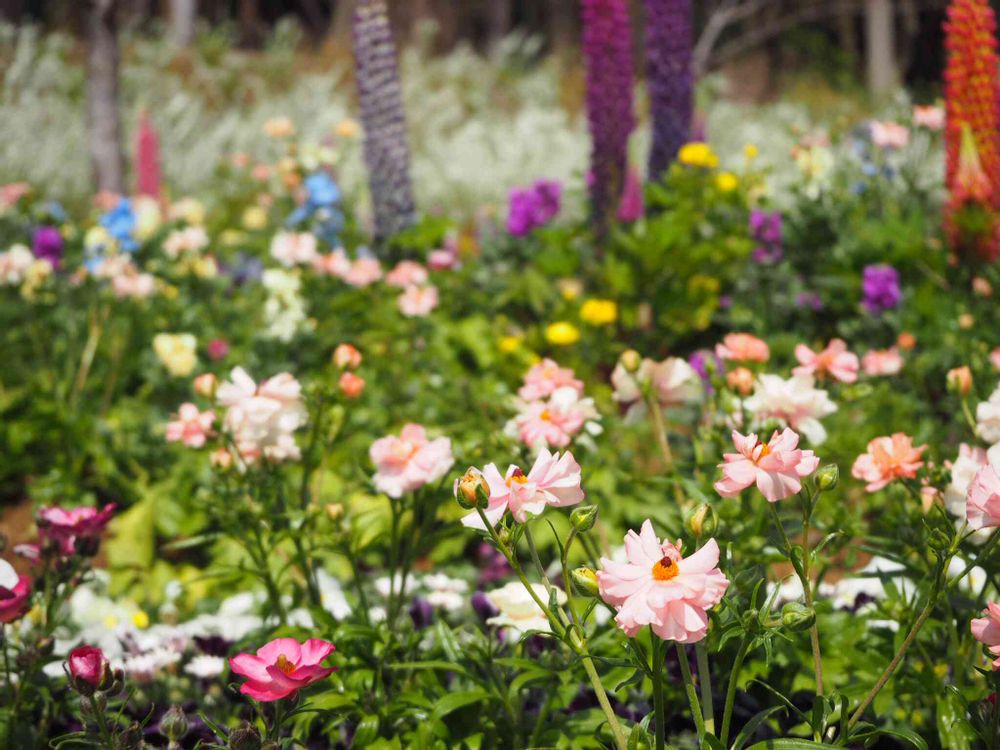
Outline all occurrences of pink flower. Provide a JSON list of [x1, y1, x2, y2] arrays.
[[312, 249, 351, 278], [332, 343, 362, 370], [385, 260, 429, 288], [972, 602, 1000, 668], [460, 449, 584, 528], [991, 347, 1000, 372], [427, 247, 459, 270], [851, 433, 926, 492], [793, 339, 859, 383], [518, 359, 584, 401], [370, 424, 454, 498], [339, 372, 365, 399], [968, 465, 1000, 530], [166, 403, 216, 448], [714, 429, 819, 502], [68, 645, 108, 688], [597, 520, 729, 643], [0, 560, 31, 624], [715, 333, 769, 363], [912, 105, 945, 131], [207, 338, 230, 361], [512, 386, 599, 450], [270, 231, 318, 267], [37, 504, 116, 554], [397, 285, 438, 317], [861, 347, 903, 376], [343, 257, 382, 287], [229, 637, 336, 702], [870, 121, 910, 149]]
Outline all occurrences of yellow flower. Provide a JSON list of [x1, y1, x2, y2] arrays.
[[192, 256, 218, 279], [558, 278, 583, 300], [499, 335, 522, 353], [716, 172, 738, 192], [242, 206, 268, 230], [335, 118, 360, 138], [743, 143, 759, 161], [132, 610, 150, 629], [678, 142, 719, 169], [545, 322, 580, 346], [84, 226, 114, 254], [153, 333, 198, 377], [580, 298, 618, 326], [220, 229, 245, 247], [133, 196, 163, 241]]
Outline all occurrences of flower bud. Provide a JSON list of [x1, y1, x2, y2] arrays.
[[114, 722, 143, 750], [160, 705, 189, 743], [332, 343, 362, 370], [229, 721, 263, 750], [324, 503, 344, 522], [687, 504, 717, 538], [570, 505, 598, 533], [74, 535, 101, 558], [620, 349, 642, 372], [571, 567, 600, 597], [947, 366, 972, 396], [35, 636, 55, 657], [193, 373, 217, 398], [815, 464, 839, 492], [780, 602, 815, 632], [726, 367, 754, 395], [338, 372, 365, 399], [93, 692, 108, 715], [455, 468, 490, 510]]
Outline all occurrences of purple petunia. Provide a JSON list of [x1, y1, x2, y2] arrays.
[[32, 226, 63, 268], [861, 264, 901, 313], [506, 179, 562, 237]]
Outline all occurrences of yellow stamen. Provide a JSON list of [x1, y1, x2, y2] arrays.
[[274, 654, 295, 675], [651, 556, 679, 582], [540, 410, 552, 421]]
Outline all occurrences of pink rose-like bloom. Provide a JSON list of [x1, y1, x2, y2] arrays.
[[861, 347, 903, 376], [343, 257, 382, 287], [68, 645, 108, 687], [518, 359, 584, 401], [270, 231, 318, 267], [793, 339, 859, 383], [216, 367, 307, 465], [972, 602, 1000, 668], [370, 424, 454, 498], [385, 260, 429, 289], [229, 637, 336, 702], [207, 338, 230, 361], [597, 520, 729, 643], [870, 121, 910, 149], [427, 247, 459, 270], [112, 269, 156, 300], [912, 105, 945, 131], [333, 343, 362, 370], [851, 433, 926, 492], [339, 372, 365, 399], [37, 504, 116, 554], [715, 333, 770, 363], [166, 403, 216, 448], [460, 449, 584, 528], [714, 429, 819, 502], [397, 285, 438, 317], [312, 249, 352, 278], [967, 465, 1000, 530], [513, 386, 598, 450], [0, 562, 31, 623]]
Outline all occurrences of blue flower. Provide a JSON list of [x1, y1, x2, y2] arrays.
[[305, 172, 340, 208], [99, 198, 137, 252]]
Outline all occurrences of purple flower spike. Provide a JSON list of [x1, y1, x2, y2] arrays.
[[645, 0, 694, 179]]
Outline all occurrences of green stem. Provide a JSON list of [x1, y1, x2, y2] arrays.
[[580, 651, 629, 750], [523, 524, 553, 594], [676, 642, 706, 742], [800, 500, 824, 697], [696, 642, 715, 736], [720, 634, 751, 746], [652, 635, 665, 750], [949, 527, 1000, 590], [647, 395, 674, 469]]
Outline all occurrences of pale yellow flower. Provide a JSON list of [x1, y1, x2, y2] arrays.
[[169, 198, 206, 226], [335, 119, 360, 138], [133, 196, 163, 241], [242, 206, 268, 230], [263, 116, 296, 138], [153, 333, 198, 377], [743, 143, 759, 161]]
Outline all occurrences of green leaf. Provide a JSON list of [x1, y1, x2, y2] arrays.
[[937, 690, 977, 750], [731, 706, 785, 750], [430, 689, 492, 722], [744, 740, 840, 750]]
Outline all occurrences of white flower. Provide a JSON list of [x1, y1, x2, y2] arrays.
[[184, 654, 227, 679], [422, 573, 468, 612], [163, 226, 209, 258], [270, 231, 318, 267], [0, 559, 17, 590], [216, 367, 308, 465], [611, 357, 700, 422], [0, 244, 34, 285], [375, 574, 415, 599], [744, 373, 837, 444], [316, 569, 352, 620], [485, 582, 566, 635], [123, 647, 181, 682], [977, 386, 1000, 445]]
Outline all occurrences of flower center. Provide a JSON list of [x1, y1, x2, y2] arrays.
[[540, 410, 552, 421], [274, 654, 296, 675], [506, 468, 529, 487], [651, 556, 679, 582], [756, 441, 771, 459]]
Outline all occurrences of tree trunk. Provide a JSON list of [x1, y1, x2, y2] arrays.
[[485, 0, 511, 48], [238, 0, 261, 47], [330, 0, 354, 43], [87, 0, 125, 195], [865, 0, 896, 94], [0, 0, 25, 23], [168, 0, 196, 47]]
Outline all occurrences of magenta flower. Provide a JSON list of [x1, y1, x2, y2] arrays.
[[597, 520, 728, 642], [0, 560, 31, 624], [460, 449, 584, 528], [37, 504, 116, 555], [370, 424, 454, 498], [229, 637, 336, 702], [967, 465, 1000, 530], [972, 602, 1000, 668], [67, 645, 108, 688], [165, 403, 215, 448], [206, 339, 230, 361], [714, 429, 819, 502], [793, 339, 860, 384]]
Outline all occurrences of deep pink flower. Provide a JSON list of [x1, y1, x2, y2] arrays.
[[0, 560, 31, 623], [460, 449, 584, 528], [518, 359, 584, 401], [972, 602, 1000, 668], [207, 339, 230, 361], [165, 403, 215, 448], [597, 520, 728, 642], [370, 424, 454, 498], [714, 428, 819, 502], [851, 433, 926, 492], [37, 504, 116, 555], [968, 464, 1000, 529], [229, 637, 336, 702], [715, 333, 769, 363], [68, 645, 108, 688], [793, 339, 859, 383]]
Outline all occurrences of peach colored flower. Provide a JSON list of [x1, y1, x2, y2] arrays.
[[343, 257, 382, 287], [727, 367, 754, 395], [339, 372, 365, 399], [861, 348, 903, 376], [312, 249, 351, 278], [193, 373, 217, 397], [714, 428, 819, 502], [793, 339, 859, 383], [851, 433, 926, 492], [229, 637, 335, 702], [912, 105, 945, 131], [870, 121, 909, 149], [385, 260, 429, 289], [967, 465, 1000, 530], [519, 359, 583, 401], [332, 343, 362, 370], [270, 231, 318, 267], [216, 368, 307, 464], [460, 449, 584, 528], [597, 520, 728, 642], [397, 285, 439, 317], [715, 333, 769, 363], [370, 424, 454, 498], [166, 403, 216, 448], [971, 602, 1000, 668], [947, 366, 973, 395]]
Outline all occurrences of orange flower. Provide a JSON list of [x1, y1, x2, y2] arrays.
[[851, 433, 927, 492]]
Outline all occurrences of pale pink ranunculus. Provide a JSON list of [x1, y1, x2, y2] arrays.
[[519, 359, 584, 401], [270, 231, 318, 267], [597, 520, 729, 643], [385, 260, 429, 289], [229, 637, 336, 702], [512, 386, 599, 450], [967, 464, 1000, 530], [397, 285, 439, 317], [166, 402, 216, 448], [112, 268, 156, 299], [743, 374, 837, 445], [312, 248, 351, 278], [861, 347, 903, 376], [370, 424, 454, 498], [851, 433, 926, 492], [343, 257, 382, 287], [163, 226, 209, 259], [216, 367, 307, 465], [912, 105, 945, 131], [714, 428, 819, 502], [793, 339, 859, 383], [460, 449, 584, 528], [715, 333, 769, 363], [971, 602, 1000, 668], [870, 120, 910, 149]]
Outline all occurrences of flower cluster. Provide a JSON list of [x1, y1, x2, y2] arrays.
[[508, 360, 600, 450], [216, 367, 308, 465], [506, 179, 561, 236]]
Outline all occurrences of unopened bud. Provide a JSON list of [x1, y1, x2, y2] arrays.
[[35, 636, 55, 656], [620, 350, 641, 372], [92, 692, 108, 715], [570, 505, 598, 533], [114, 722, 143, 750], [947, 366, 972, 396], [455, 468, 490, 510], [160, 705, 189, 743], [687, 504, 717, 538], [815, 464, 839, 492], [781, 602, 815, 632], [324, 503, 344, 522], [97, 663, 115, 692], [571, 567, 600, 597], [228, 721, 263, 750]]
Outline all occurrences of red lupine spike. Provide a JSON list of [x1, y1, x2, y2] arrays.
[[134, 109, 162, 201]]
